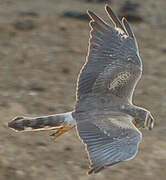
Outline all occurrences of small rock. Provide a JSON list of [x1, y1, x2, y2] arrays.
[[62, 67, 70, 74], [61, 11, 90, 21], [18, 11, 39, 17], [162, 48, 166, 53], [64, 146, 72, 151], [15, 170, 25, 177], [59, 25, 67, 31], [47, 106, 56, 112], [28, 91, 38, 96], [80, 164, 89, 169], [0, 101, 9, 107], [13, 19, 37, 31], [119, 0, 143, 22], [9, 31, 17, 37], [35, 141, 47, 147], [29, 86, 45, 92], [120, 0, 140, 12]]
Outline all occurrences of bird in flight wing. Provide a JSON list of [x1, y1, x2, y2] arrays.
[[76, 5, 142, 103], [8, 5, 154, 174], [77, 112, 142, 174], [75, 5, 154, 173]]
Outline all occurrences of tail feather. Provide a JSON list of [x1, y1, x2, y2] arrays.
[[8, 112, 76, 132]]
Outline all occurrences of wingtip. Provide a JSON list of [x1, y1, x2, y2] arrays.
[[122, 16, 127, 23], [122, 16, 137, 40], [87, 9, 109, 29], [122, 17, 130, 29], [105, 4, 128, 35], [105, 4, 108, 9], [87, 10, 96, 17], [105, 4, 116, 19], [87, 10, 96, 21], [105, 4, 112, 13], [87, 9, 92, 16]]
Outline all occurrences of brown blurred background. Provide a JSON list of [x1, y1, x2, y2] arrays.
[[0, 0, 166, 179]]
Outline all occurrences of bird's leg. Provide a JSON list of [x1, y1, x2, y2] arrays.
[[144, 112, 154, 130], [133, 111, 154, 130], [120, 105, 154, 130], [50, 125, 75, 139]]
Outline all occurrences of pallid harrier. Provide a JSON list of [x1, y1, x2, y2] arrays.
[[8, 5, 154, 174]]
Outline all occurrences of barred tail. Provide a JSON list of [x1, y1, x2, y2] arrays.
[[8, 112, 76, 132]]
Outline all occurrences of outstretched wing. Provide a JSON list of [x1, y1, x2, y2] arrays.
[[76, 112, 142, 174], [76, 5, 142, 102]]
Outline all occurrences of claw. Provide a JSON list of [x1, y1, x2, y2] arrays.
[[148, 116, 154, 130], [144, 113, 154, 130]]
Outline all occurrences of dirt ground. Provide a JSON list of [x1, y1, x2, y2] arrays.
[[0, 0, 166, 179]]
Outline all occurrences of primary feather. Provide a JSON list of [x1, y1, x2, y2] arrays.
[[8, 5, 154, 174]]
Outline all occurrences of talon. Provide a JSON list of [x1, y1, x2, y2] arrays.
[[148, 116, 154, 130], [144, 113, 154, 130]]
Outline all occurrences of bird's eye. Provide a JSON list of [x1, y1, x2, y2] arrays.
[[127, 57, 132, 62]]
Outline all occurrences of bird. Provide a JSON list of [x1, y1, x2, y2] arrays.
[[8, 5, 154, 174]]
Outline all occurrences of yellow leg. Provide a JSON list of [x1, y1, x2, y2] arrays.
[[50, 125, 75, 139]]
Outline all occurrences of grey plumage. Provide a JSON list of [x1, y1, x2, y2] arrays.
[[75, 5, 154, 174], [76, 112, 142, 174], [76, 6, 142, 102], [8, 5, 154, 174], [8, 112, 74, 132]]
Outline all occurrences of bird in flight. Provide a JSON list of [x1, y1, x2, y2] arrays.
[[8, 5, 154, 174]]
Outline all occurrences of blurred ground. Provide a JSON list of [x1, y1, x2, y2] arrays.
[[0, 0, 166, 179]]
